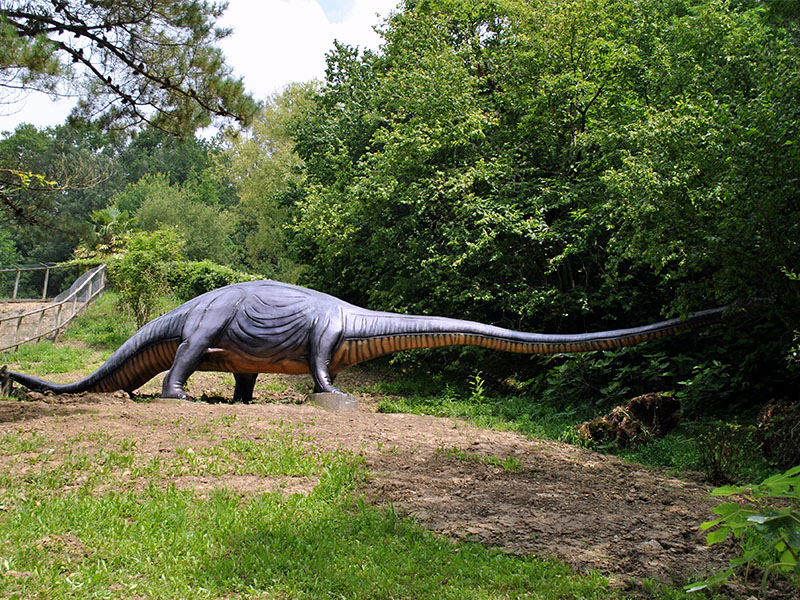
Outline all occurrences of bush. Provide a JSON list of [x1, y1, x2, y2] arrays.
[[107, 229, 185, 327], [688, 465, 800, 595], [694, 423, 764, 486], [758, 402, 800, 472], [166, 260, 260, 302]]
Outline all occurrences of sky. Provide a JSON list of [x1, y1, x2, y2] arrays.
[[0, 0, 400, 133]]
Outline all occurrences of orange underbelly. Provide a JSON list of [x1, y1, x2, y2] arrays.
[[198, 348, 311, 375]]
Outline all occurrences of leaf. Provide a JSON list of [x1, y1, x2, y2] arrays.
[[786, 528, 800, 550], [711, 502, 743, 516], [700, 517, 725, 531], [706, 528, 731, 545], [747, 512, 784, 525], [711, 485, 747, 496], [684, 568, 734, 592], [779, 549, 797, 569]]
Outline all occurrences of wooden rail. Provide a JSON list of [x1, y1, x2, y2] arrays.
[[0, 264, 107, 353], [0, 263, 77, 302]]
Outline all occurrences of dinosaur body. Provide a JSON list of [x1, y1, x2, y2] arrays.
[[8, 280, 732, 402]]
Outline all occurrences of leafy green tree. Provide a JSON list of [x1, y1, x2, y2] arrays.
[[118, 128, 238, 207], [130, 174, 235, 264], [0, 122, 122, 262], [0, 1, 256, 249], [290, 0, 798, 406], [0, 224, 18, 265], [0, 0, 258, 135], [292, 0, 632, 328], [74, 205, 138, 259], [223, 83, 315, 279]]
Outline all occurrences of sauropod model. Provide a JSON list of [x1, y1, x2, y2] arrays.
[[7, 280, 745, 402]]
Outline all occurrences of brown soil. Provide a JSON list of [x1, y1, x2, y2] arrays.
[[2, 369, 792, 597]]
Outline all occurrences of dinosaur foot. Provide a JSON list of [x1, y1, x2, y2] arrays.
[[157, 388, 194, 403]]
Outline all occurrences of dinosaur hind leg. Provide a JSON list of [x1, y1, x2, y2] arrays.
[[233, 373, 257, 404]]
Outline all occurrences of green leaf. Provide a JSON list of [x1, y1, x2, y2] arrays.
[[684, 569, 734, 592], [779, 549, 797, 569], [711, 485, 747, 496], [711, 502, 743, 516], [784, 465, 800, 477], [700, 517, 725, 531], [786, 529, 800, 550], [706, 528, 730, 545], [747, 512, 784, 525]]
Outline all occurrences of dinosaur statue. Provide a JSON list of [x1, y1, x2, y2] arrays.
[[7, 280, 743, 402]]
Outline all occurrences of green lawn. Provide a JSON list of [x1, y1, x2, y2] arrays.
[[0, 419, 626, 600]]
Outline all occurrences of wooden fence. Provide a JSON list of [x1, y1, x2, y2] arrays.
[[0, 264, 107, 353], [0, 263, 74, 301]]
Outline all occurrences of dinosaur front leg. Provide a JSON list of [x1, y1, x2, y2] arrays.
[[162, 289, 244, 400], [309, 318, 345, 394]]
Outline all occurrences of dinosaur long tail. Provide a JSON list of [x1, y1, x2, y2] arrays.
[[333, 304, 743, 369], [7, 310, 186, 394]]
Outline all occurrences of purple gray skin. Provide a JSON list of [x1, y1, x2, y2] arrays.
[[7, 280, 745, 403]]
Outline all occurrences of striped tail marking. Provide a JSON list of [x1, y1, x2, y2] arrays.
[[333, 319, 704, 369], [91, 340, 180, 392]]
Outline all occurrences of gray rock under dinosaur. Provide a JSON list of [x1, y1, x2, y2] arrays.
[[7, 280, 737, 402]]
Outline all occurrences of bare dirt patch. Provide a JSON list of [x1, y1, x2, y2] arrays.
[[0, 375, 744, 594]]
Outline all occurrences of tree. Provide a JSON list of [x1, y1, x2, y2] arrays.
[[0, 0, 259, 135], [118, 128, 237, 208], [74, 205, 137, 259], [119, 172, 236, 264], [289, 0, 798, 408], [0, 122, 121, 261], [222, 83, 315, 279]]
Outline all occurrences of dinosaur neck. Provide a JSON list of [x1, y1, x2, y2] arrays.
[[330, 306, 728, 371]]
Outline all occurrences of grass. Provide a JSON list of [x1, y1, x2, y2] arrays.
[[0, 416, 626, 600], [371, 371, 776, 483], [1, 342, 103, 376], [436, 444, 525, 472], [60, 291, 179, 349]]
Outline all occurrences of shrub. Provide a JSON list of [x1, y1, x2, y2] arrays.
[[167, 260, 260, 302], [758, 402, 800, 472], [687, 465, 800, 595], [694, 423, 762, 486], [107, 229, 185, 327]]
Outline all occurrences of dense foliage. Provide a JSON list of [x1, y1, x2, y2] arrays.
[[287, 0, 799, 413]]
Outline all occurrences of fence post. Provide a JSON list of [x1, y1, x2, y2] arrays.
[[41, 265, 50, 300], [53, 303, 63, 341], [12, 268, 20, 301], [13, 315, 22, 351]]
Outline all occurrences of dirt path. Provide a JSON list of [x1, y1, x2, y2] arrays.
[[0, 381, 738, 591]]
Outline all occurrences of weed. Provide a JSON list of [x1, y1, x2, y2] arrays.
[[687, 465, 800, 595], [436, 444, 524, 473]]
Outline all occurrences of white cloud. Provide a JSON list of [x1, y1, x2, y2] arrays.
[[219, 0, 399, 100], [0, 0, 400, 133]]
